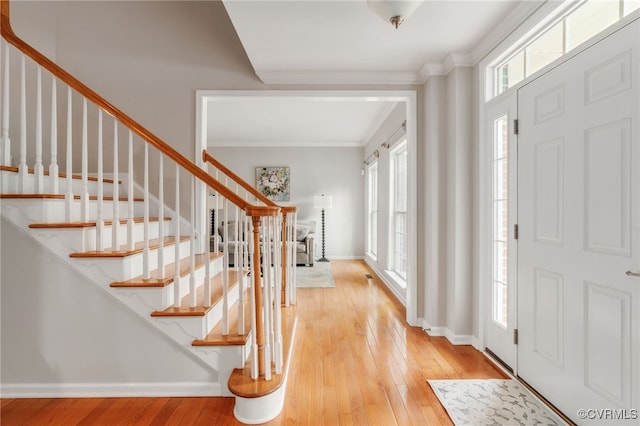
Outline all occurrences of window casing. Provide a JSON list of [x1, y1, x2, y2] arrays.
[[390, 141, 407, 283], [367, 162, 378, 258], [493, 0, 639, 97]]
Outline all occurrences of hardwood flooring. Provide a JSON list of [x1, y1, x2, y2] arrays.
[[1, 259, 506, 425]]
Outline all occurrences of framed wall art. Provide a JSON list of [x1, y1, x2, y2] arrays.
[[255, 167, 290, 201]]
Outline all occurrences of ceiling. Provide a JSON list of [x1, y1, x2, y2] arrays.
[[207, 96, 399, 147], [208, 0, 538, 148]]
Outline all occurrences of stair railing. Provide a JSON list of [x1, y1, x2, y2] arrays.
[[203, 150, 297, 308], [0, 0, 284, 381]]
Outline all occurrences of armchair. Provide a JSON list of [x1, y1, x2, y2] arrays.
[[295, 220, 316, 266]]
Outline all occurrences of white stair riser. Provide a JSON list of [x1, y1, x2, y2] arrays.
[[154, 282, 242, 340], [70, 239, 193, 282], [173, 259, 226, 308], [30, 221, 172, 252], [130, 257, 226, 311], [1, 172, 122, 197], [0, 198, 151, 223]]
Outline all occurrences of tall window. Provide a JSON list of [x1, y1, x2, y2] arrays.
[[492, 116, 509, 328], [367, 162, 379, 258], [494, 0, 640, 96], [391, 141, 408, 283]]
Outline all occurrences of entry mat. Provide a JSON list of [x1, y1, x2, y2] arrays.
[[427, 379, 567, 425]]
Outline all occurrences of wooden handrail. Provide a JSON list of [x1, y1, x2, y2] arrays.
[[0, 0, 252, 213], [203, 150, 277, 207]]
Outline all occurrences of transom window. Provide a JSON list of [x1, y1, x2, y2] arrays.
[[494, 0, 639, 97]]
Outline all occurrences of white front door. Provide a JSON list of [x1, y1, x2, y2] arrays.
[[517, 18, 639, 423], [484, 94, 518, 371]]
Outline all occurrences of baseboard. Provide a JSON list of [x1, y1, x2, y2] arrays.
[[0, 381, 222, 398], [363, 260, 407, 306], [421, 321, 474, 346]]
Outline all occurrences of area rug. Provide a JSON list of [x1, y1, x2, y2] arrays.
[[296, 261, 335, 288], [427, 379, 566, 425]]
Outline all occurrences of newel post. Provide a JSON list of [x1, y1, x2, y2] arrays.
[[246, 205, 280, 377]]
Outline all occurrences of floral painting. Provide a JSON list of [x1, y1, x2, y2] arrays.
[[256, 167, 290, 201]]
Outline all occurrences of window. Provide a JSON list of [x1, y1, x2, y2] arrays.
[[367, 162, 378, 258], [493, 0, 639, 97], [492, 116, 509, 328], [390, 141, 407, 283]]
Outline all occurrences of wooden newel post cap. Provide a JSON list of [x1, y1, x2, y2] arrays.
[[245, 206, 280, 217]]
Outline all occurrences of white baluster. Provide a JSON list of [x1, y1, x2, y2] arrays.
[[143, 142, 150, 279], [80, 98, 89, 222], [249, 217, 259, 380], [18, 54, 27, 192], [237, 212, 246, 334], [291, 212, 297, 305], [173, 165, 181, 308], [273, 215, 283, 374], [189, 176, 196, 308], [222, 197, 229, 335], [204, 193, 211, 308], [64, 87, 73, 222], [127, 131, 134, 250], [262, 216, 272, 381], [49, 76, 58, 193], [157, 154, 165, 279], [1, 41, 12, 166], [34, 66, 43, 193], [96, 110, 104, 250], [111, 121, 120, 250]]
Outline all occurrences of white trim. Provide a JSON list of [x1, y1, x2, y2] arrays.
[[256, 70, 422, 85], [365, 257, 407, 306], [470, 0, 551, 65], [421, 321, 474, 346], [209, 139, 364, 148], [197, 90, 419, 326], [418, 63, 447, 82], [0, 382, 222, 398], [442, 52, 474, 73]]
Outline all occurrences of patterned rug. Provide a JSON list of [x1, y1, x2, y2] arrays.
[[428, 379, 566, 425], [296, 261, 335, 288]]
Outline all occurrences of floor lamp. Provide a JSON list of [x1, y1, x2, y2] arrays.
[[314, 194, 332, 262]]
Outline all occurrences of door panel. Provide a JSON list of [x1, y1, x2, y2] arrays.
[[517, 18, 639, 423]]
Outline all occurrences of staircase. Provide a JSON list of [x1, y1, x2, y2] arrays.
[[0, 1, 297, 423]]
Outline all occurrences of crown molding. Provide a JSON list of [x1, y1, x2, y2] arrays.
[[256, 70, 423, 85], [208, 140, 365, 148], [442, 52, 474, 73], [418, 63, 447, 82]]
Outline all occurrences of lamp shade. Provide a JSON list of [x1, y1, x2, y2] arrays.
[[367, 0, 424, 27], [314, 194, 333, 209]]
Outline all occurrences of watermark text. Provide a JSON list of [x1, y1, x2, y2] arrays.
[[577, 408, 638, 421]]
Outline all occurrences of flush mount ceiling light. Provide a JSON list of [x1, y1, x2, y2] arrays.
[[367, 0, 424, 29]]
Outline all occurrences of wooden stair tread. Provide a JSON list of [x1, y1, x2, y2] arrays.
[[227, 305, 297, 398], [0, 165, 121, 184], [29, 217, 171, 229], [0, 194, 143, 201], [111, 252, 223, 288], [69, 236, 190, 258], [151, 269, 248, 317], [192, 286, 252, 346]]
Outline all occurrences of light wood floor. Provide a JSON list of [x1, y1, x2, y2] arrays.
[[1, 259, 506, 425]]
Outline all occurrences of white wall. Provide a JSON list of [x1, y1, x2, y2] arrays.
[[5, 0, 489, 350], [0, 219, 219, 394], [210, 146, 364, 259]]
